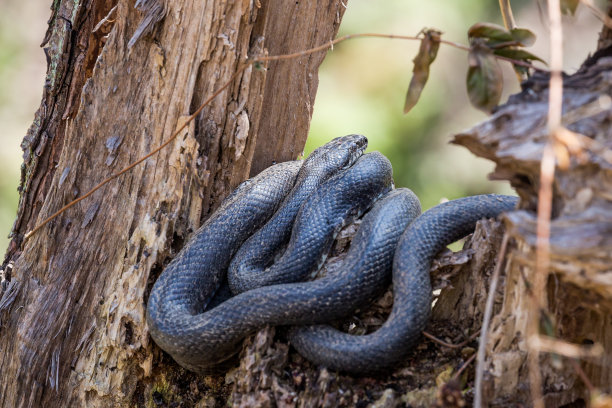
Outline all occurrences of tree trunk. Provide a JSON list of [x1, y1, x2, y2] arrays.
[[0, 0, 346, 406]]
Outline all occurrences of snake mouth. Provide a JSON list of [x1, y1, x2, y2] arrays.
[[346, 144, 367, 169], [353, 134, 368, 153], [340, 135, 368, 169]]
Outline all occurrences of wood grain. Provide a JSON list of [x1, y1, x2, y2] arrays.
[[453, 55, 612, 405], [0, 0, 346, 406]]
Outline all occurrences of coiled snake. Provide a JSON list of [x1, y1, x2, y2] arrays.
[[146, 135, 517, 374]]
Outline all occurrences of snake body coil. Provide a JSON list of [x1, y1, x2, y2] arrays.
[[146, 160, 302, 370], [228, 135, 367, 293], [147, 136, 396, 372], [289, 194, 518, 374], [229, 152, 394, 293], [146, 134, 518, 374]]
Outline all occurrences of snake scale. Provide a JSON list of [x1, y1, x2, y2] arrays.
[[146, 134, 518, 374]]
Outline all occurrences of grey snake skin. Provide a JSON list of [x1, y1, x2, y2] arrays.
[[228, 135, 367, 294], [146, 135, 517, 374], [289, 194, 518, 374]]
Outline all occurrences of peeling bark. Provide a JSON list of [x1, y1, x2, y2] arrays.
[[453, 51, 612, 406]]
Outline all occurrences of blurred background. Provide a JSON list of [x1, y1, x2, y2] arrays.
[[0, 0, 605, 252]]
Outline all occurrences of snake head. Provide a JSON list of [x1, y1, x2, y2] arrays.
[[302, 134, 368, 177]]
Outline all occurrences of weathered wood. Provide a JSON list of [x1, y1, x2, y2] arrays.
[[0, 0, 346, 406], [248, 2, 345, 176], [453, 52, 612, 406]]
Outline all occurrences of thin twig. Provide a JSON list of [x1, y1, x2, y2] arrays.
[[530, 335, 604, 360], [528, 0, 564, 406], [255, 32, 546, 72], [580, 0, 612, 29], [423, 329, 481, 350], [23, 64, 250, 242], [253, 32, 470, 63], [22, 31, 545, 242], [258, 33, 413, 61], [569, 359, 595, 392], [474, 232, 509, 408], [499, 0, 517, 30], [453, 352, 477, 381]]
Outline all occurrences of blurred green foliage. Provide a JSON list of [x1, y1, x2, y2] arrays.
[[306, 0, 603, 212], [306, 0, 518, 212]]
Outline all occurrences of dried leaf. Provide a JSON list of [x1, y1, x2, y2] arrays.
[[404, 29, 441, 114], [469, 23, 536, 48], [466, 41, 503, 113], [493, 48, 545, 64], [561, 0, 579, 15], [495, 47, 545, 81], [510, 28, 536, 47], [554, 141, 571, 170], [592, 391, 612, 408], [468, 22, 513, 44]]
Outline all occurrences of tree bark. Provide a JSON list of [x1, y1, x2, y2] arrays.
[[0, 0, 346, 406], [452, 50, 612, 406]]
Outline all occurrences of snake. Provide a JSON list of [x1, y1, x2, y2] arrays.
[[146, 134, 518, 374], [147, 135, 387, 371]]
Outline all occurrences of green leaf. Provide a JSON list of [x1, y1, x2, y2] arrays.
[[513, 64, 530, 78], [510, 28, 536, 47], [468, 22, 513, 44], [467, 41, 503, 113], [495, 47, 546, 81], [469, 23, 537, 48], [561, 0, 579, 15], [493, 48, 546, 64], [404, 29, 441, 114]]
